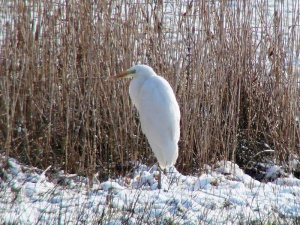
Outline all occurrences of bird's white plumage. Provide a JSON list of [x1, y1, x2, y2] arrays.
[[112, 65, 180, 170]]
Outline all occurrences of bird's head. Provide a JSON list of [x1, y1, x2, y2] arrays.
[[109, 65, 155, 80]]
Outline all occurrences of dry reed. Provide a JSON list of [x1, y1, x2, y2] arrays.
[[0, 0, 299, 179]]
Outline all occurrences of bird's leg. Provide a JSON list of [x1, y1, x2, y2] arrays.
[[163, 168, 167, 175], [157, 166, 167, 189], [158, 169, 162, 190]]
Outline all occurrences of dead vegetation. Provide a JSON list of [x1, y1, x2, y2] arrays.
[[0, 0, 299, 180]]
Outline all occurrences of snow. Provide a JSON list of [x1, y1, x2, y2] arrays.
[[100, 181, 125, 191], [1, 157, 300, 224]]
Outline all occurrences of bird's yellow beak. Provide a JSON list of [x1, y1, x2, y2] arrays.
[[108, 69, 136, 80]]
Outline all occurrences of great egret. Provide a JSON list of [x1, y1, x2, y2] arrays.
[[109, 65, 180, 189]]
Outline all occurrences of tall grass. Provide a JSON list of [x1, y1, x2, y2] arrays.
[[0, 0, 299, 179]]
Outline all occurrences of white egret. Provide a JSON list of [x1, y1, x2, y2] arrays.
[[109, 65, 180, 189]]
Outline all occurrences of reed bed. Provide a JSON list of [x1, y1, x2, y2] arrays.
[[0, 0, 299, 179]]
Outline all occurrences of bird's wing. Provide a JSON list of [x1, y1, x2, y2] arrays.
[[136, 76, 180, 167], [138, 76, 180, 139]]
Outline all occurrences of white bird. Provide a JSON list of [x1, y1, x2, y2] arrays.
[[109, 65, 180, 189]]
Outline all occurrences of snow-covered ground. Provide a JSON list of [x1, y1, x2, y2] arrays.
[[1, 156, 300, 224]]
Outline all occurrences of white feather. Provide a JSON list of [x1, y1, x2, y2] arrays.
[[128, 65, 180, 169]]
